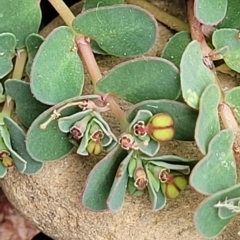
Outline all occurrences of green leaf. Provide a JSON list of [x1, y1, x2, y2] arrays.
[[0, 33, 16, 78], [218, 0, 240, 29], [97, 57, 180, 103], [5, 79, 49, 128], [142, 154, 198, 166], [73, 5, 157, 57], [26, 95, 97, 161], [127, 100, 198, 141], [180, 40, 215, 109], [217, 197, 240, 220], [107, 151, 133, 211], [161, 31, 191, 68], [0, 0, 41, 49], [225, 86, 240, 122], [212, 28, 240, 73], [25, 33, 44, 76], [83, 0, 124, 10], [195, 184, 240, 238], [195, 84, 221, 154], [31, 26, 84, 105], [4, 117, 43, 174], [0, 161, 7, 178], [0, 125, 26, 173], [145, 166, 166, 210], [190, 129, 236, 195], [58, 109, 93, 132], [147, 161, 190, 175], [82, 146, 128, 211], [90, 40, 107, 54], [194, 0, 227, 25]]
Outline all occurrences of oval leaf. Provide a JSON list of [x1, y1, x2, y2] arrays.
[[190, 129, 237, 195], [194, 0, 227, 25], [0, 33, 16, 78], [162, 31, 191, 68], [145, 166, 166, 210], [5, 79, 49, 128], [225, 86, 240, 123], [4, 117, 43, 174], [218, 0, 240, 29], [25, 33, 44, 76], [195, 84, 221, 154], [82, 146, 128, 211], [195, 184, 240, 238], [73, 5, 157, 57], [106, 151, 133, 211], [0, 125, 26, 173], [0, 0, 41, 49], [180, 40, 215, 109], [97, 57, 180, 103], [127, 99, 198, 141], [31, 26, 84, 105], [212, 28, 240, 73]]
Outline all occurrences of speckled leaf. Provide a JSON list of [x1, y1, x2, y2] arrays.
[[25, 34, 44, 76], [195, 0, 227, 25], [4, 117, 43, 174], [145, 166, 166, 210], [127, 100, 198, 141], [180, 40, 215, 109], [162, 31, 191, 67], [82, 146, 128, 211], [90, 40, 107, 54], [212, 29, 240, 73], [0, 162, 7, 178], [107, 151, 133, 211], [217, 197, 240, 219], [5, 79, 49, 128], [218, 0, 240, 29], [31, 26, 84, 105], [97, 57, 180, 103], [0, 33, 16, 78], [83, 0, 124, 10], [225, 86, 240, 122], [73, 5, 157, 57], [190, 129, 236, 195], [195, 84, 221, 154], [195, 184, 240, 238], [26, 95, 97, 162], [0, 0, 41, 49]]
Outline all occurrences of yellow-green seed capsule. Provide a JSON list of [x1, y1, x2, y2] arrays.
[[147, 113, 175, 142]]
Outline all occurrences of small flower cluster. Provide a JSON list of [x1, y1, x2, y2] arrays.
[[58, 108, 117, 156], [117, 109, 189, 204], [119, 109, 175, 156], [127, 154, 188, 199]]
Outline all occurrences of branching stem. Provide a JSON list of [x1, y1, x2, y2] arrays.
[[47, 0, 77, 28], [47, 0, 128, 130]]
